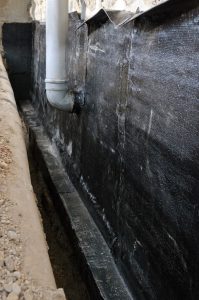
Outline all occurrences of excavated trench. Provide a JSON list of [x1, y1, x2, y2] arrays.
[[23, 122, 91, 300]]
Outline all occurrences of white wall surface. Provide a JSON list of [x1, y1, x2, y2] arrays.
[[31, 0, 169, 22], [0, 0, 31, 22]]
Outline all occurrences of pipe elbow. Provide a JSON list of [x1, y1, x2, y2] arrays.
[[46, 89, 74, 112], [45, 80, 74, 112]]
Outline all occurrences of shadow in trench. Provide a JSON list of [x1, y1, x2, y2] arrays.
[[26, 131, 91, 300]]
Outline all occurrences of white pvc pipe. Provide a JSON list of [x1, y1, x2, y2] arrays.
[[45, 0, 74, 111]]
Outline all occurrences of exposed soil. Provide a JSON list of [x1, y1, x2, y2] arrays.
[[0, 136, 12, 178], [27, 134, 90, 300], [0, 55, 68, 299], [0, 135, 66, 300]]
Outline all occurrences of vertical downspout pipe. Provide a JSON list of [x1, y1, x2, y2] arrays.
[[45, 0, 74, 112]]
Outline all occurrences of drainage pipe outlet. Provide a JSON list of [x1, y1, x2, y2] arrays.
[[45, 0, 74, 112]]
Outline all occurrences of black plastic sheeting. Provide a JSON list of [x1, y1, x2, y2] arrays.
[[2, 23, 32, 102], [3, 0, 199, 298]]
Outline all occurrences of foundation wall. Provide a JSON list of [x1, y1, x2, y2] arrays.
[[2, 0, 199, 299]]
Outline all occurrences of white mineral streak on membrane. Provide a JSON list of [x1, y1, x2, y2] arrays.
[[167, 232, 188, 271], [30, 0, 170, 22], [148, 109, 153, 137], [89, 43, 105, 53], [67, 141, 73, 157], [80, 175, 97, 204], [145, 109, 153, 177]]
